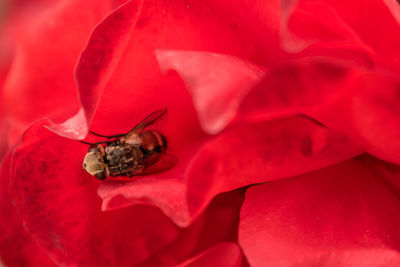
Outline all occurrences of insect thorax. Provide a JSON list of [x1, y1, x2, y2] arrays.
[[105, 142, 143, 177]]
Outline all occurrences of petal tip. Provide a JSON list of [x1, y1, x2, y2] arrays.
[[43, 109, 88, 140]]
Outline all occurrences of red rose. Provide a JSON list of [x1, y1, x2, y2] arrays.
[[1, 0, 400, 266]]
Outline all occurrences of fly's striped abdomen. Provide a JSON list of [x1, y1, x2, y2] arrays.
[[137, 131, 167, 156]]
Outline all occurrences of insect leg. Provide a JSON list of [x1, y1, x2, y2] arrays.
[[89, 130, 126, 139]]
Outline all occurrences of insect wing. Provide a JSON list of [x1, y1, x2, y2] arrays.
[[134, 153, 178, 176], [126, 108, 167, 138]]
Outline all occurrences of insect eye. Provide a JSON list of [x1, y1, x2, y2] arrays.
[[94, 171, 106, 180]]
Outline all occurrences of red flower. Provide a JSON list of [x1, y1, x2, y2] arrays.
[[1, 0, 400, 266]]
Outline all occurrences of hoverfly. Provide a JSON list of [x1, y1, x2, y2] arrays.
[[82, 109, 175, 180]]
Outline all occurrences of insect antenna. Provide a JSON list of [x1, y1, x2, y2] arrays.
[[89, 130, 126, 139], [79, 140, 110, 145]]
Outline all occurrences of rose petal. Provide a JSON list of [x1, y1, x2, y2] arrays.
[[11, 121, 180, 266], [0, 0, 58, 86], [281, 1, 375, 66], [239, 155, 400, 266], [205, 0, 283, 66], [311, 70, 400, 164], [351, 73, 400, 164], [323, 0, 400, 72], [239, 59, 400, 165], [97, 137, 203, 227], [185, 115, 363, 222], [2, 0, 115, 130], [0, 118, 10, 161], [46, 0, 144, 139], [139, 189, 245, 266], [177, 242, 242, 267], [156, 50, 265, 134], [75, 0, 144, 133], [239, 58, 356, 120], [283, 0, 400, 71], [99, 177, 190, 227], [45, 108, 88, 139], [0, 154, 55, 267], [383, 0, 400, 25]]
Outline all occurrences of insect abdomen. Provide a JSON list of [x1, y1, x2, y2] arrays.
[[138, 131, 167, 155]]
